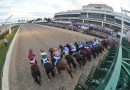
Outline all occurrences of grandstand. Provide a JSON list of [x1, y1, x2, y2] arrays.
[[54, 4, 130, 31]]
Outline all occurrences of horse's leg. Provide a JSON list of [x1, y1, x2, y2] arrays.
[[46, 70, 51, 80], [31, 70, 35, 80], [67, 59, 72, 69], [83, 55, 87, 64], [93, 52, 96, 59], [76, 59, 82, 67], [51, 70, 55, 77], [51, 66, 55, 77], [53, 65, 56, 72], [65, 65, 73, 78], [37, 71, 41, 85], [57, 67, 61, 74], [71, 59, 77, 70], [95, 49, 99, 57], [82, 57, 86, 66], [68, 62, 72, 69], [87, 54, 91, 61], [33, 74, 39, 84]]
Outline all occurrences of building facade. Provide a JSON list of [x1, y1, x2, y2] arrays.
[[54, 4, 130, 30]]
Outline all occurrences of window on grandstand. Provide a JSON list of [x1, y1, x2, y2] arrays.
[[106, 11, 111, 13], [106, 15, 115, 22], [88, 13, 104, 20], [115, 19, 121, 24], [54, 14, 80, 18], [124, 21, 130, 26], [80, 13, 87, 18]]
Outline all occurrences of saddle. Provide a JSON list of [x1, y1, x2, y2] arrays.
[[30, 58, 37, 64]]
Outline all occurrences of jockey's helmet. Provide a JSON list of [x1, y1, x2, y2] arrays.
[[29, 49, 32, 53], [54, 48, 58, 51], [40, 49, 44, 52], [70, 43, 73, 46]]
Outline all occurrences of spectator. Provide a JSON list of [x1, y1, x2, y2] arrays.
[[3, 37, 8, 46]]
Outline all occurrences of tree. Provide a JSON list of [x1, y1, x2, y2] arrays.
[[44, 17, 52, 22], [28, 20, 34, 23], [35, 18, 42, 21]]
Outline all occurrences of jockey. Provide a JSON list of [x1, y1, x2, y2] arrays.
[[94, 39, 99, 45], [93, 39, 97, 46], [63, 46, 69, 57], [40, 49, 49, 65], [88, 41, 93, 48], [63, 46, 69, 53], [77, 41, 83, 48], [53, 48, 61, 65], [70, 43, 76, 54], [28, 49, 37, 64]]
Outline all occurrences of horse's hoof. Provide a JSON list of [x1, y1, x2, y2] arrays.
[[38, 83, 41, 86], [48, 79, 50, 81]]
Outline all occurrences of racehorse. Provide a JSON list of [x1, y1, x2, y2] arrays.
[[73, 52, 86, 66], [80, 47, 88, 61], [64, 54, 77, 70], [55, 59, 73, 78], [84, 47, 92, 61], [31, 63, 41, 85], [97, 44, 104, 53], [91, 47, 97, 59], [41, 61, 55, 81], [101, 40, 109, 48], [49, 48, 73, 78]]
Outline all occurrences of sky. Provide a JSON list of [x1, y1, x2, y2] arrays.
[[0, 0, 130, 23]]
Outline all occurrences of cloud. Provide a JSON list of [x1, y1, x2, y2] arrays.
[[29, 11, 54, 17], [0, 0, 130, 23], [0, 11, 9, 16]]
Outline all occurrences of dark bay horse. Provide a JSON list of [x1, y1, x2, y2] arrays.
[[64, 54, 77, 70], [41, 61, 55, 81], [73, 52, 86, 66], [59, 45, 77, 70], [31, 63, 41, 85]]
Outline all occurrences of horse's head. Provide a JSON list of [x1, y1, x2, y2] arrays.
[[48, 48, 54, 55], [49, 48, 53, 51]]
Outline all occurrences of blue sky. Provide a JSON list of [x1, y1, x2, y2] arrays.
[[0, 0, 130, 22]]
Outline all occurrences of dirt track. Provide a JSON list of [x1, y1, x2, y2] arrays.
[[9, 24, 106, 90]]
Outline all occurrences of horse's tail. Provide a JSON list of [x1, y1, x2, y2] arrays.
[[65, 64, 73, 78]]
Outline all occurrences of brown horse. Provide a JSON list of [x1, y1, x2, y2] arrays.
[[31, 63, 41, 85], [49, 48, 73, 78], [55, 59, 73, 78]]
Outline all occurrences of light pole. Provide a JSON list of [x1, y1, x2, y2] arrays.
[[4, 15, 13, 34]]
